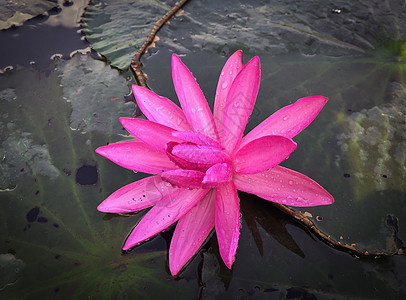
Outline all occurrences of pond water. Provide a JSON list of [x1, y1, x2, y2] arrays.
[[1, 0, 405, 299]]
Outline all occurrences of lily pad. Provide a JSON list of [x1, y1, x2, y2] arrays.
[[57, 53, 134, 134], [0, 54, 189, 298], [0, 0, 58, 30], [81, 0, 172, 70], [82, 0, 406, 70]]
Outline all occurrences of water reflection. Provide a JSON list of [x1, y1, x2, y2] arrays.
[[240, 193, 305, 258]]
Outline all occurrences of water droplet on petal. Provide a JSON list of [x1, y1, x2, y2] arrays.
[[283, 116, 289, 121], [221, 82, 228, 89], [288, 180, 293, 185], [221, 71, 225, 76]]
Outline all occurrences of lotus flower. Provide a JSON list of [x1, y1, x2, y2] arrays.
[[96, 50, 334, 276]]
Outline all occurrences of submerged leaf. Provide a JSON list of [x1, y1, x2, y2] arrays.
[[336, 82, 406, 198]]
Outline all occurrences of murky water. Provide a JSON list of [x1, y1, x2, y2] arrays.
[[0, 0, 89, 71]]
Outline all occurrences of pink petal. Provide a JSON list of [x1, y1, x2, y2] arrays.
[[172, 131, 221, 148], [233, 136, 297, 174], [220, 56, 261, 154], [214, 50, 244, 133], [122, 188, 209, 250], [169, 189, 216, 276], [161, 169, 205, 189], [233, 165, 334, 207], [120, 118, 183, 153], [165, 141, 200, 171], [132, 85, 191, 131], [97, 175, 177, 213], [171, 143, 230, 171], [96, 141, 177, 174], [171, 54, 219, 141], [215, 181, 241, 269], [202, 163, 233, 189], [238, 96, 328, 151]]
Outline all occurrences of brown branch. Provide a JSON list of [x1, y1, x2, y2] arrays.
[[271, 202, 405, 257], [130, 0, 190, 88]]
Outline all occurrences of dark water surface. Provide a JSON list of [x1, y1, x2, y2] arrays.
[[0, 0, 89, 71]]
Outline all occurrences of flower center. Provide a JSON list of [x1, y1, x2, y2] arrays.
[[166, 141, 230, 172], [161, 132, 233, 189]]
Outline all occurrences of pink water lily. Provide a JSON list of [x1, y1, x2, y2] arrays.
[[96, 50, 334, 276]]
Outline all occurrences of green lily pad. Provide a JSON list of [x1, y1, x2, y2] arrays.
[[82, 0, 406, 70], [0, 0, 58, 30], [58, 53, 134, 134], [81, 0, 172, 70], [0, 54, 191, 298]]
